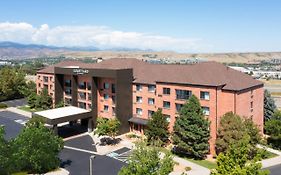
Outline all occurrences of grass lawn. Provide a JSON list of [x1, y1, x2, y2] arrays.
[[17, 106, 42, 112], [12, 172, 28, 175], [185, 158, 217, 169]]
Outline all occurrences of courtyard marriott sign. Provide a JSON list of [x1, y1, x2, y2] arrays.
[[73, 69, 89, 75]]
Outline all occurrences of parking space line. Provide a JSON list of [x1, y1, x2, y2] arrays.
[[64, 146, 97, 154]]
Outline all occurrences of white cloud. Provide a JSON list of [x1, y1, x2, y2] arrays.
[[0, 22, 209, 52]]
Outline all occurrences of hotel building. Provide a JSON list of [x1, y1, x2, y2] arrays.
[[36, 58, 264, 155]]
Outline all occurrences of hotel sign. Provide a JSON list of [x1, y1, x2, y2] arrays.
[[73, 69, 89, 75]]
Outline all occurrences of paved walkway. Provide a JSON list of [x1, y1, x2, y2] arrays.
[[6, 107, 32, 118], [257, 144, 281, 168]]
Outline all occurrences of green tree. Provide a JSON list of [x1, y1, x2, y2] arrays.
[[0, 126, 15, 175], [94, 117, 120, 139], [264, 90, 276, 121], [55, 100, 65, 108], [27, 92, 37, 109], [216, 112, 246, 153], [216, 112, 262, 154], [0, 67, 26, 101], [19, 81, 36, 97], [172, 95, 210, 159], [36, 88, 52, 109], [265, 110, 281, 149], [12, 118, 63, 174], [211, 136, 269, 175], [118, 142, 174, 175], [145, 109, 169, 146]]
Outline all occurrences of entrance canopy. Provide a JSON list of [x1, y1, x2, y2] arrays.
[[34, 106, 92, 125]]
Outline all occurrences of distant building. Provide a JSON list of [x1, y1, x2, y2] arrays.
[[36, 58, 264, 156]]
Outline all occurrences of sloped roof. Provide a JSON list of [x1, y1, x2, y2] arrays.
[[37, 58, 263, 91]]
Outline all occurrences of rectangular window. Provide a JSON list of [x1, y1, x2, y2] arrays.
[[104, 82, 110, 89], [163, 101, 171, 109], [65, 80, 71, 87], [112, 107, 116, 116], [250, 101, 253, 108], [136, 84, 142, 91], [104, 94, 109, 100], [78, 102, 86, 109], [79, 92, 86, 100], [148, 110, 155, 117], [112, 84, 116, 93], [163, 88, 170, 95], [50, 77, 53, 82], [163, 114, 171, 122], [104, 105, 109, 112], [43, 76, 48, 83], [65, 98, 72, 105], [87, 82, 91, 90], [44, 85, 48, 89], [148, 98, 155, 105], [88, 103, 92, 110], [65, 88, 72, 95], [78, 82, 86, 89], [136, 108, 143, 115], [200, 91, 210, 100], [176, 103, 183, 112], [202, 106, 210, 116], [136, 96, 142, 103], [176, 89, 192, 100], [88, 93, 91, 101], [148, 85, 156, 92], [112, 95, 116, 104]]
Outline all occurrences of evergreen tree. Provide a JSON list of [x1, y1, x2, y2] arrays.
[[36, 88, 52, 109], [172, 95, 210, 159], [211, 136, 269, 175], [264, 90, 276, 121], [216, 112, 246, 154], [145, 109, 169, 146]]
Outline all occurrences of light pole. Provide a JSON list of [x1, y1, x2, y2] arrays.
[[90, 155, 95, 175]]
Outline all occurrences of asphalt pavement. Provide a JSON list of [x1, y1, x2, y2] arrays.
[[1, 98, 27, 107]]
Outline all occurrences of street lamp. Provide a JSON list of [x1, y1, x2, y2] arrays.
[[90, 155, 95, 175]]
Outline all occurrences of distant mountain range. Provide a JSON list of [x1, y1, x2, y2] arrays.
[[0, 41, 152, 59]]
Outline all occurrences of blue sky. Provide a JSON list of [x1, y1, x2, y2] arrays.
[[0, 0, 280, 53]]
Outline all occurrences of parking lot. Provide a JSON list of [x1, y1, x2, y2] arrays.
[[0, 110, 127, 175]]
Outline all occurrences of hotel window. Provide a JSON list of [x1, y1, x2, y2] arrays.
[[250, 101, 253, 109], [176, 89, 192, 100], [88, 93, 92, 101], [112, 84, 116, 93], [65, 88, 72, 95], [50, 85, 53, 90], [176, 103, 183, 113], [104, 82, 110, 89], [43, 76, 48, 83], [136, 108, 143, 115], [87, 82, 91, 90], [50, 77, 53, 82], [148, 110, 155, 118], [104, 94, 109, 100], [79, 82, 86, 89], [112, 95, 116, 104], [38, 83, 41, 88], [148, 98, 155, 105], [38, 75, 41, 80], [136, 96, 142, 103], [163, 88, 170, 95], [79, 92, 86, 100], [65, 98, 72, 105], [104, 105, 109, 112], [163, 101, 170, 109], [65, 80, 71, 87], [202, 106, 210, 116], [200, 91, 210, 100], [136, 84, 142, 91], [148, 85, 156, 92], [78, 102, 86, 109], [112, 107, 116, 116], [88, 104, 92, 110], [164, 114, 171, 122], [44, 85, 48, 89]]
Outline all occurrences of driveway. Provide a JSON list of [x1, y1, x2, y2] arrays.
[[0, 111, 29, 139], [266, 164, 281, 175], [1, 98, 27, 107]]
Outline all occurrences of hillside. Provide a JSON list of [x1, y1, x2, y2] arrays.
[[0, 42, 281, 63]]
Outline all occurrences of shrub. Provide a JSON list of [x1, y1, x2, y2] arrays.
[[0, 103, 8, 109]]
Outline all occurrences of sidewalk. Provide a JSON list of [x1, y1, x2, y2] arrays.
[[6, 107, 32, 118], [257, 144, 281, 168], [171, 156, 210, 175]]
